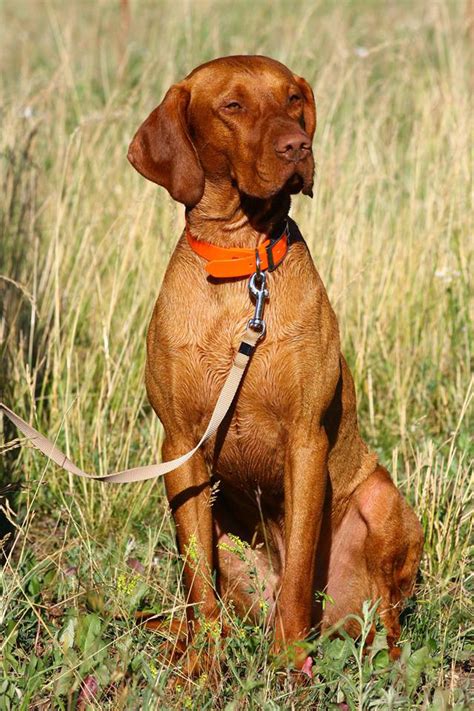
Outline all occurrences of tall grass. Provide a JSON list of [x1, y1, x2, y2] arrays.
[[0, 0, 472, 708]]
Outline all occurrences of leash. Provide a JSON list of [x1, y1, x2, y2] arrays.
[[0, 273, 269, 484]]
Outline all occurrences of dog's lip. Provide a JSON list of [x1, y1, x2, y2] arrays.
[[238, 176, 308, 199], [271, 164, 313, 197], [233, 157, 314, 199], [284, 173, 305, 192]]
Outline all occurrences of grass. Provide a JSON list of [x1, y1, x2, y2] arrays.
[[0, 0, 472, 708]]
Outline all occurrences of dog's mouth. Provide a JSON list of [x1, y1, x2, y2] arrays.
[[270, 152, 315, 196], [285, 173, 305, 194], [232, 154, 314, 201], [270, 166, 313, 198]]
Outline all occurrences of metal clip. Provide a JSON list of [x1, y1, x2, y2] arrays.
[[248, 270, 269, 338]]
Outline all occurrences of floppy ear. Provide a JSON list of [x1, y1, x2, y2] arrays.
[[293, 75, 317, 140], [127, 84, 205, 207]]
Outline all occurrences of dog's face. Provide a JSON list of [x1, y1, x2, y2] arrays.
[[128, 56, 316, 207]]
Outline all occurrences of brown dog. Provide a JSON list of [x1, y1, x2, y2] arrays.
[[128, 55, 423, 673]]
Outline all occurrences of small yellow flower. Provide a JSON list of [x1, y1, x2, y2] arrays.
[[149, 661, 158, 679], [197, 673, 208, 688], [200, 618, 221, 640], [184, 533, 199, 563], [259, 599, 269, 614], [116, 573, 138, 595], [217, 533, 249, 562]]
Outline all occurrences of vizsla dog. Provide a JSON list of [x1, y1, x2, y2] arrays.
[[128, 55, 423, 674]]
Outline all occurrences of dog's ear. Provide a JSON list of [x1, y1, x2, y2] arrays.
[[293, 75, 317, 140], [127, 84, 205, 207]]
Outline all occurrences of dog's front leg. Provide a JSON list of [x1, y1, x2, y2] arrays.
[[162, 438, 218, 635], [275, 427, 329, 665]]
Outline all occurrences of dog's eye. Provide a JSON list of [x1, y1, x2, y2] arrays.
[[289, 94, 302, 104], [223, 101, 243, 111]]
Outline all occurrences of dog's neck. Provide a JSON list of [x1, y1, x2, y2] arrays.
[[186, 179, 291, 248]]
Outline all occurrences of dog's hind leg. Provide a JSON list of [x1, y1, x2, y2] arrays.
[[320, 466, 423, 658]]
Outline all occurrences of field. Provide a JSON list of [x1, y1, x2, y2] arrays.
[[0, 0, 472, 708]]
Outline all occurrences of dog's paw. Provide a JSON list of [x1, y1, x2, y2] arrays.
[[271, 636, 313, 675], [301, 655, 314, 678]]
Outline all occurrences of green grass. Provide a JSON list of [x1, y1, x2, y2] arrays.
[[0, 0, 472, 708]]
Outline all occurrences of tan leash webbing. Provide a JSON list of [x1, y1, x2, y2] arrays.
[[0, 327, 261, 484]]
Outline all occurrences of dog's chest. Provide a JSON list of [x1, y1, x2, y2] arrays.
[[200, 341, 294, 489], [146, 243, 338, 491], [163, 321, 303, 489]]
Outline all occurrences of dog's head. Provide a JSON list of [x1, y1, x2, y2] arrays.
[[128, 55, 316, 208]]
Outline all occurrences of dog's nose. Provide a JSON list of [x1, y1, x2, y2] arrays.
[[275, 131, 311, 161]]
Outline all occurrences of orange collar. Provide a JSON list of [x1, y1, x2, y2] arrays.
[[185, 221, 290, 278]]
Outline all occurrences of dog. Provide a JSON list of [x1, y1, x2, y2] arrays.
[[128, 55, 423, 674]]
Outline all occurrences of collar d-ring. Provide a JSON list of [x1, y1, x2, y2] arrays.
[[255, 248, 262, 283]]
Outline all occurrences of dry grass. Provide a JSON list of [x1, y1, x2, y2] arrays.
[[0, 0, 472, 708]]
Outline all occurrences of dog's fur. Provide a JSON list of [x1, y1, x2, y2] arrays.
[[128, 55, 423, 672]]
